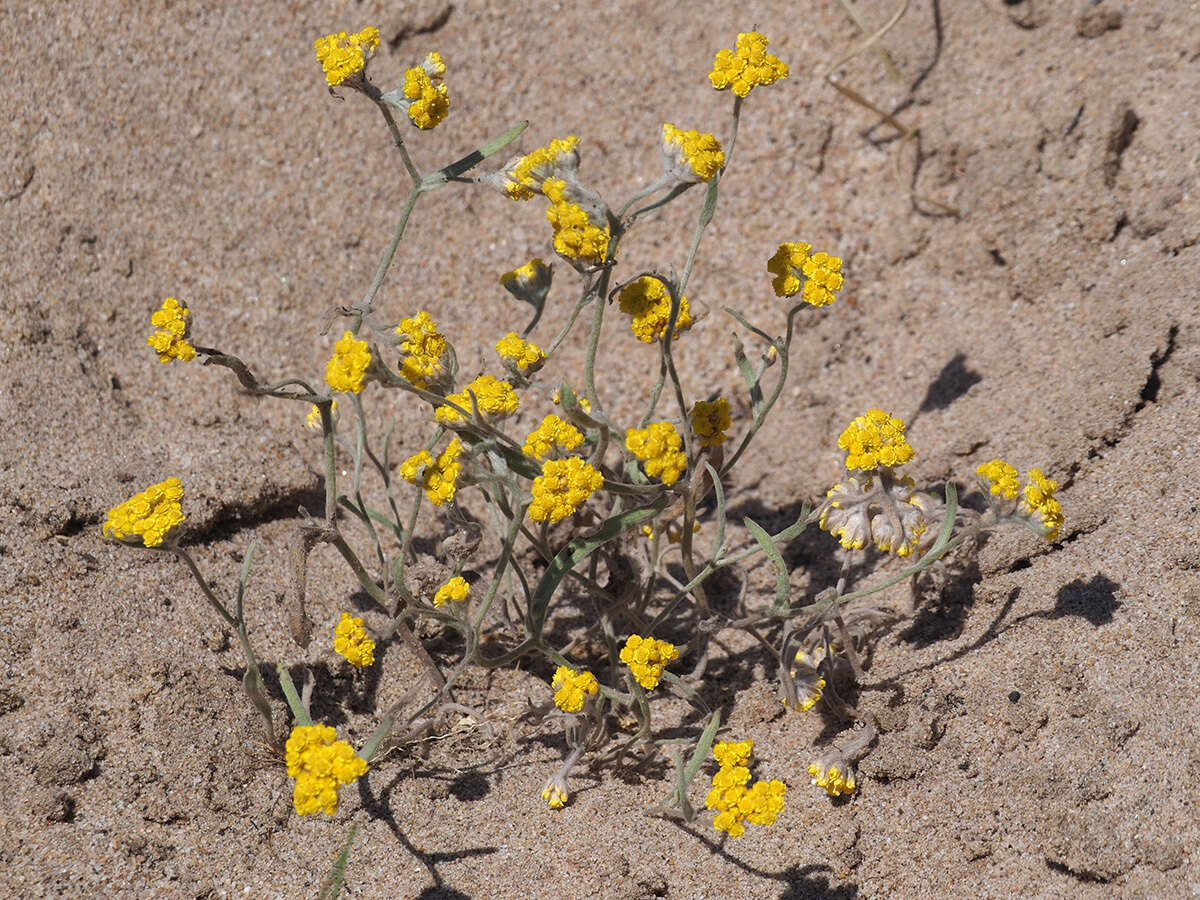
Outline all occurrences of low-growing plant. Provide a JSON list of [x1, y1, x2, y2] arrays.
[[108, 25, 1064, 857]]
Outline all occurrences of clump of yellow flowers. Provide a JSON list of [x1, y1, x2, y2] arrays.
[[495, 332, 546, 375], [625, 422, 687, 486], [402, 52, 451, 130], [286, 725, 369, 816], [436, 374, 519, 425], [808, 751, 856, 798], [523, 414, 584, 461], [617, 276, 692, 344], [400, 438, 462, 507], [433, 575, 470, 608], [661, 123, 725, 183], [551, 666, 599, 713], [147, 297, 196, 364], [690, 398, 731, 448], [709, 31, 789, 97], [706, 740, 787, 838], [978, 459, 1064, 541], [325, 331, 372, 394], [838, 408, 914, 471], [334, 613, 376, 668], [396, 311, 449, 389], [619, 635, 678, 690], [103, 477, 186, 548], [314, 27, 380, 87], [767, 242, 845, 307], [529, 457, 604, 523]]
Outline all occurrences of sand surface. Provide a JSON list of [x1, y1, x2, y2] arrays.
[[3, 1, 1199, 897]]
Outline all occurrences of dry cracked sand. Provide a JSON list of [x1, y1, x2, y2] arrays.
[[2, 1, 1199, 897]]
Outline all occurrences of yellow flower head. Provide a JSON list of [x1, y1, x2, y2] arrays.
[[523, 414, 584, 461], [325, 331, 372, 394], [400, 437, 462, 506], [314, 27, 380, 87], [706, 738, 786, 837], [976, 458, 1019, 500], [147, 297, 197, 364], [432, 575, 470, 608], [495, 332, 546, 376], [661, 123, 725, 183], [625, 422, 687, 486], [551, 665, 599, 713], [808, 754, 856, 798], [436, 375, 519, 425], [396, 311, 449, 389], [691, 398, 731, 448], [103, 477, 186, 548], [542, 177, 610, 265], [617, 276, 692, 344], [541, 776, 570, 809], [285, 724, 368, 816], [713, 739, 754, 769], [501, 137, 581, 201], [333, 612, 375, 668], [1022, 468, 1064, 541], [709, 31, 789, 97], [500, 258, 554, 307], [837, 409, 914, 471], [529, 457, 604, 523], [402, 52, 450, 129], [619, 634, 678, 690], [741, 778, 787, 827], [767, 242, 844, 306], [305, 401, 338, 430]]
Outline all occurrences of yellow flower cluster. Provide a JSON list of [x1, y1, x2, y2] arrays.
[[285, 724, 368, 816], [709, 31, 789, 97], [436, 375, 519, 425], [504, 137, 580, 200], [617, 276, 692, 344], [523, 414, 584, 461], [541, 779, 569, 809], [809, 754, 856, 797], [529, 457, 604, 523], [396, 311, 448, 389], [313, 27, 380, 87], [103, 477, 186, 548], [619, 634, 678, 690], [400, 437, 462, 506], [402, 53, 450, 130], [495, 332, 546, 375], [767, 242, 845, 306], [661, 123, 725, 183], [976, 458, 1019, 500], [837, 409, 914, 471], [543, 178, 610, 265], [551, 665, 598, 713], [326, 331, 372, 394], [691, 398, 731, 448], [433, 575, 469, 608], [625, 422, 687, 486], [305, 401, 338, 430], [333, 612, 375, 668], [1022, 468, 1064, 541], [705, 739, 787, 838], [147, 297, 196, 364]]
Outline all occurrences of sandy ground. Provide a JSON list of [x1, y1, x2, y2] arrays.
[[3, 1, 1199, 897]]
